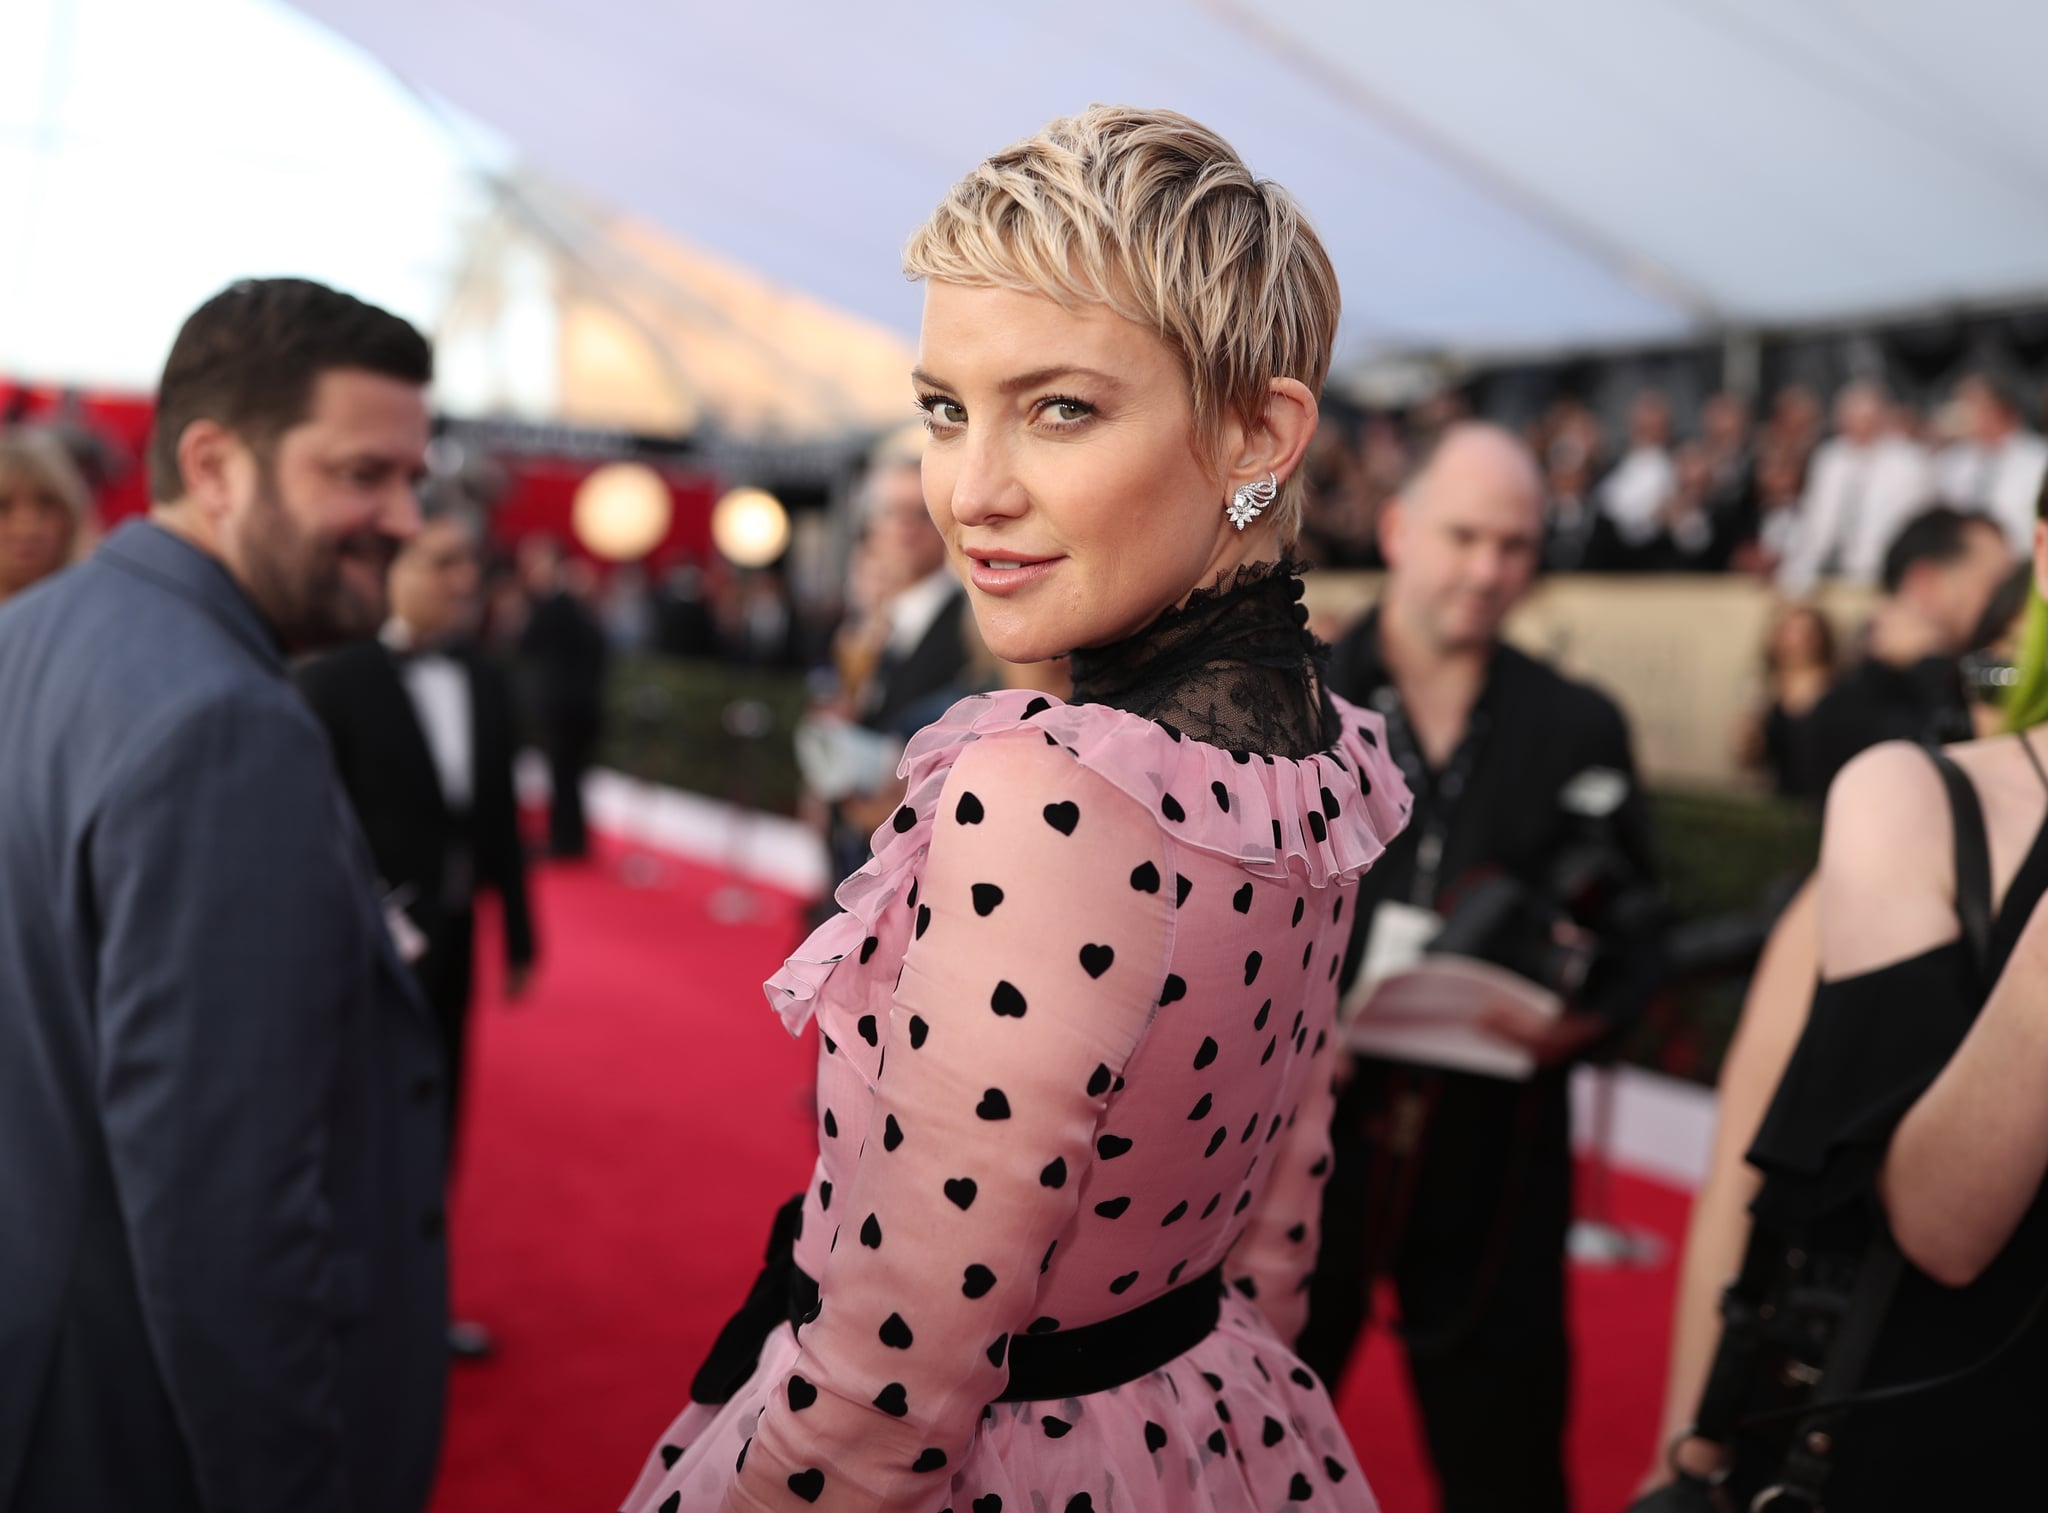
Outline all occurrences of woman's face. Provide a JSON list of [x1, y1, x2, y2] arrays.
[[0, 472, 76, 598], [1774, 609, 1826, 668], [915, 282, 1258, 664]]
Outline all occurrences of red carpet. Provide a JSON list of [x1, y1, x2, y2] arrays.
[[436, 842, 1688, 1513]]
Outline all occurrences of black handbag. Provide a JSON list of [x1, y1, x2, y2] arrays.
[[1626, 746, 1990, 1513]]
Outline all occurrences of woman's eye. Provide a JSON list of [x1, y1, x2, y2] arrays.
[[1039, 398, 1092, 426], [921, 397, 966, 428]]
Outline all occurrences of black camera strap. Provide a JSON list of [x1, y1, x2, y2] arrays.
[[1368, 680, 1491, 908]]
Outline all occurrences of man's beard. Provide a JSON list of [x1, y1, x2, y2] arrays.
[[238, 468, 399, 652]]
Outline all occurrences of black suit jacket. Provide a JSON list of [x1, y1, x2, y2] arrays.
[[296, 640, 537, 973], [862, 586, 970, 735], [1802, 653, 1971, 801], [518, 589, 608, 722]]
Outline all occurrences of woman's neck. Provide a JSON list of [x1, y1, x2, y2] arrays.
[[1176, 525, 1282, 612], [1069, 558, 1331, 758]]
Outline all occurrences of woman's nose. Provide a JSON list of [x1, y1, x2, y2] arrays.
[[941, 431, 1028, 528]]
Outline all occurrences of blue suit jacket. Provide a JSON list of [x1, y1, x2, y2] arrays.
[[0, 522, 448, 1513]]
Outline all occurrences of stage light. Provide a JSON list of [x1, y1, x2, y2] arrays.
[[711, 486, 791, 568], [573, 462, 673, 562]]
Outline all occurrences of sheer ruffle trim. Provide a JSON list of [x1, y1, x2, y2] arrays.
[[766, 688, 1412, 1037]]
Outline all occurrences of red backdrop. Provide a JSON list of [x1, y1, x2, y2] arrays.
[[1, 380, 721, 569]]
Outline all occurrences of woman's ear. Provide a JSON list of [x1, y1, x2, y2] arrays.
[[1225, 377, 1318, 494]]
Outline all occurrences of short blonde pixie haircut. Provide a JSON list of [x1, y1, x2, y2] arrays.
[[903, 104, 1340, 543]]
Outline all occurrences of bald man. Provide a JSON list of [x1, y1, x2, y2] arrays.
[[1304, 423, 1664, 1513]]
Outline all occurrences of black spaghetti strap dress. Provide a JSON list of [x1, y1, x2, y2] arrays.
[[1746, 745, 2048, 1509]]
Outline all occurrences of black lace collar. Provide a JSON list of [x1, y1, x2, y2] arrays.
[[1068, 559, 1337, 759]]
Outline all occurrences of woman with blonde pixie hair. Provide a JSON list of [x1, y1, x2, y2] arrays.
[[0, 432, 89, 606], [622, 106, 1409, 1513]]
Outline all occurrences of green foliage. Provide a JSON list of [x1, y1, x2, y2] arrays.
[[599, 655, 810, 816], [2005, 589, 2048, 736], [1650, 789, 1821, 922], [1622, 789, 1822, 1085]]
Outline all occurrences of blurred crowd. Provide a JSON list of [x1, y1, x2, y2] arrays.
[[1740, 506, 2027, 803], [12, 366, 2046, 836], [1296, 373, 2048, 591]]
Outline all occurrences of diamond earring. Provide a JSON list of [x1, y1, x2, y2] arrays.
[[1227, 472, 1278, 530]]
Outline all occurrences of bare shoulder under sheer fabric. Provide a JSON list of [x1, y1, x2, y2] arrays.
[[621, 563, 1411, 1513]]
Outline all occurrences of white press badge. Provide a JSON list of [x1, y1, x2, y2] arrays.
[[382, 883, 428, 965], [1560, 766, 1629, 818]]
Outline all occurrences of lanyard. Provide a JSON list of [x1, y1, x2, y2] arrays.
[[1370, 681, 1491, 908]]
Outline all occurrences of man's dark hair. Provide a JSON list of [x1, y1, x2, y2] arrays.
[[1881, 505, 2000, 595], [148, 278, 432, 502]]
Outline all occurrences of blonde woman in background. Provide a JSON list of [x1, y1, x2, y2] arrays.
[[0, 432, 91, 608]]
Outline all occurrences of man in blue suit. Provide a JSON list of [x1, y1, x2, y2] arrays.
[[0, 279, 450, 1512]]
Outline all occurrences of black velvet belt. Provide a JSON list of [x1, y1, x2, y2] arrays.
[[690, 1193, 1225, 1406]]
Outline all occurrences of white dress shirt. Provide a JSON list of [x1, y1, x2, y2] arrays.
[[1597, 446, 1677, 548], [382, 620, 474, 810], [884, 568, 963, 659], [1776, 435, 1935, 595], [1937, 432, 2048, 555]]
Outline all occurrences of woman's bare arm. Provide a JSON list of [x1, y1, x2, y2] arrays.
[[1881, 894, 2048, 1285], [1645, 878, 1818, 1484], [1817, 740, 2048, 1287]]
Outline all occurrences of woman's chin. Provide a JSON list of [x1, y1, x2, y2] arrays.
[[971, 611, 1064, 669], [986, 632, 1062, 667]]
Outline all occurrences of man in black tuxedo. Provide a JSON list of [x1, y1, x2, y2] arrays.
[[857, 460, 970, 732], [297, 502, 537, 1360], [824, 460, 970, 889], [517, 537, 608, 858]]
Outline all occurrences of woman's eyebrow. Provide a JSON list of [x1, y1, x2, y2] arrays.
[[911, 365, 1124, 396]]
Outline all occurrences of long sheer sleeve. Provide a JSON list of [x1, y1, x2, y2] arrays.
[[725, 732, 1173, 1512], [1224, 1018, 1340, 1349]]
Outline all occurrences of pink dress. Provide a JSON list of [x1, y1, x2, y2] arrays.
[[622, 688, 1410, 1512]]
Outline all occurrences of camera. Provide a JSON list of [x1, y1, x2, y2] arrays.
[[1427, 838, 1659, 1005]]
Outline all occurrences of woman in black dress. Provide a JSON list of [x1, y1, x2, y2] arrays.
[[1746, 514, 2048, 1506], [1736, 603, 1835, 801]]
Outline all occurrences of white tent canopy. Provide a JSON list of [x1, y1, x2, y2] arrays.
[[292, 0, 2048, 364], [0, 0, 524, 397], [8, 1, 2048, 401], [1, 0, 919, 434]]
